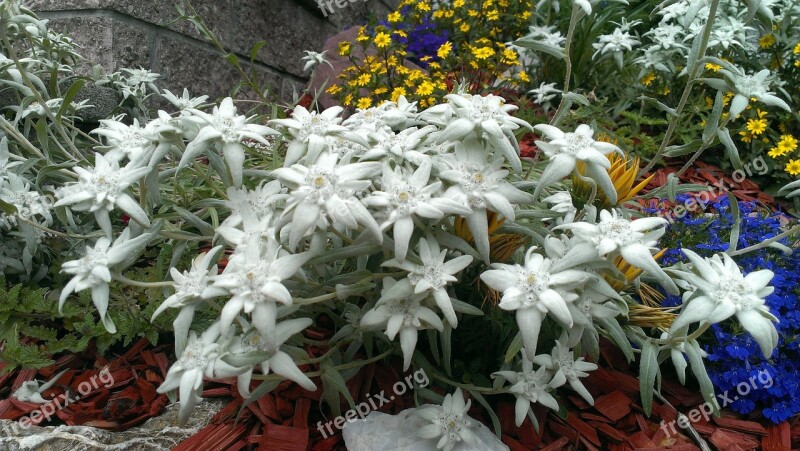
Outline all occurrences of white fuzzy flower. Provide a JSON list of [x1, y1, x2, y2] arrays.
[[717, 68, 790, 117], [152, 246, 224, 355], [211, 237, 311, 339], [437, 141, 534, 263], [532, 336, 598, 405], [533, 124, 620, 202], [161, 88, 209, 110], [179, 97, 279, 187], [382, 237, 473, 327], [528, 82, 561, 112], [558, 209, 678, 294], [54, 152, 150, 237], [94, 118, 157, 164], [366, 161, 470, 262], [669, 249, 778, 357], [415, 388, 476, 451], [429, 93, 531, 172], [361, 278, 444, 370], [270, 105, 367, 165], [493, 356, 561, 427], [481, 248, 589, 359], [273, 152, 381, 250], [233, 317, 317, 398], [157, 323, 244, 424], [300, 50, 332, 73], [592, 28, 640, 67]]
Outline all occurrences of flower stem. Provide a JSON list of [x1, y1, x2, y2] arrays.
[[726, 224, 800, 257], [549, 5, 581, 126]]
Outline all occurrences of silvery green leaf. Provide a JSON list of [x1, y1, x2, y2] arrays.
[[685, 340, 719, 415], [637, 96, 677, 117], [563, 92, 590, 106], [321, 363, 355, 414], [727, 192, 741, 253], [666, 173, 679, 202], [469, 389, 502, 438], [703, 90, 724, 143], [504, 331, 523, 363], [717, 127, 743, 169], [512, 39, 565, 60], [443, 323, 453, 376], [639, 339, 659, 416], [664, 139, 703, 157], [698, 78, 729, 91], [745, 0, 761, 22], [427, 328, 441, 366], [173, 206, 215, 236], [450, 298, 484, 316], [597, 317, 634, 362]]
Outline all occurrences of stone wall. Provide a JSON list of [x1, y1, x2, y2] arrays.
[[24, 0, 397, 102]]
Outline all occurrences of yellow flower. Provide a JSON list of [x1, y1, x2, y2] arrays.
[[326, 84, 342, 95], [705, 62, 722, 71], [794, 42, 800, 54], [785, 159, 800, 176], [502, 48, 519, 64], [416, 1, 431, 11], [343, 94, 353, 106], [641, 72, 656, 86], [338, 42, 352, 56], [768, 146, 787, 158], [374, 32, 391, 48], [460, 23, 470, 32], [357, 97, 372, 109], [746, 118, 767, 136], [759, 34, 777, 49], [453, 0, 465, 7], [393, 30, 408, 38], [416, 80, 435, 96], [356, 73, 371, 86], [472, 46, 495, 59], [387, 11, 401, 22], [391, 87, 407, 102], [517, 70, 530, 82], [739, 130, 753, 143], [467, 9, 479, 16], [486, 9, 500, 20], [778, 134, 799, 152], [437, 41, 453, 59], [374, 87, 388, 95], [356, 27, 369, 43]]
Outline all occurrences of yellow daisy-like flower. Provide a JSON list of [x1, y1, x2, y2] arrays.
[[705, 62, 722, 71], [785, 159, 800, 176], [486, 9, 500, 20], [467, 9, 479, 16], [393, 30, 408, 38], [502, 48, 518, 64], [437, 41, 453, 59], [472, 46, 495, 59], [768, 146, 788, 158], [343, 94, 353, 106], [759, 34, 777, 49], [453, 0, 465, 7], [357, 97, 372, 109], [416, 1, 431, 11], [338, 42, 351, 56], [387, 11, 401, 22], [356, 73, 371, 86], [374, 32, 391, 48], [374, 87, 388, 95], [356, 27, 369, 43], [326, 84, 342, 95], [391, 87, 407, 102], [794, 42, 800, 54], [460, 23, 470, 32], [739, 130, 753, 143], [416, 80, 435, 96], [517, 70, 530, 82], [641, 72, 656, 86], [778, 134, 799, 152], [746, 118, 767, 136]]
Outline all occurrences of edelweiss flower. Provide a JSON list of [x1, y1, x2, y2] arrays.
[[272, 152, 381, 250], [211, 237, 311, 339], [415, 388, 476, 451], [233, 317, 317, 397], [670, 249, 778, 357], [493, 356, 561, 427], [180, 97, 279, 187], [94, 118, 157, 164], [12, 370, 67, 404], [592, 28, 640, 67], [366, 161, 470, 262], [361, 126, 435, 163], [533, 124, 620, 203], [711, 67, 790, 117], [559, 209, 678, 294], [382, 237, 473, 327], [532, 336, 598, 405], [361, 278, 444, 370], [152, 246, 224, 354], [270, 105, 367, 165], [54, 153, 150, 237], [430, 93, 530, 172], [528, 82, 561, 112], [60, 226, 157, 333], [437, 141, 535, 263], [161, 88, 209, 110], [480, 248, 589, 359], [157, 323, 244, 424], [300, 50, 332, 73]]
